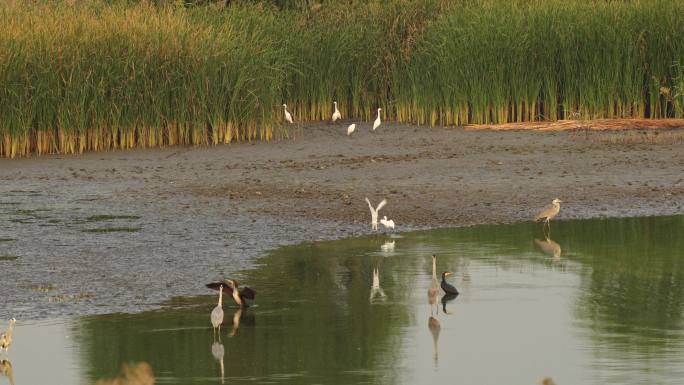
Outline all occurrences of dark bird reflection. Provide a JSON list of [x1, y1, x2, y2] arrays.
[[534, 236, 562, 259], [0, 359, 14, 385], [370, 265, 387, 303], [211, 341, 225, 384], [441, 293, 459, 314], [93, 362, 154, 385], [229, 307, 243, 338]]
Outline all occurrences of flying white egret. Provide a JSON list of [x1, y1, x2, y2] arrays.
[[332, 101, 341, 123], [534, 198, 562, 233], [282, 104, 293, 124], [380, 216, 395, 230], [210, 287, 224, 338], [372, 108, 382, 131], [365, 197, 387, 230], [347, 123, 356, 136], [0, 318, 15, 354]]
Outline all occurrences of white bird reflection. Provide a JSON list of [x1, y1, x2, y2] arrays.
[[369, 265, 386, 303]]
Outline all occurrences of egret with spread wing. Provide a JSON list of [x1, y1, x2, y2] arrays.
[[365, 198, 387, 231]]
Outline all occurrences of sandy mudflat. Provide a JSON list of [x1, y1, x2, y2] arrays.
[[1, 123, 683, 319]]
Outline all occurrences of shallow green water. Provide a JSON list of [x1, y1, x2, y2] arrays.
[[6, 216, 684, 385]]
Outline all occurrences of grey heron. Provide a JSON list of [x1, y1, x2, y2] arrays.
[[535, 198, 562, 233]]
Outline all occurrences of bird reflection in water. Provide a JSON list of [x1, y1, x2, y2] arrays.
[[369, 265, 386, 303], [211, 341, 225, 384], [428, 316, 441, 365], [93, 362, 154, 385], [0, 359, 14, 385], [534, 236, 562, 259], [229, 308, 243, 338], [441, 293, 458, 314]]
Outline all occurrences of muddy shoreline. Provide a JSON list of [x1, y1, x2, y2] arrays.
[[1, 123, 683, 320]]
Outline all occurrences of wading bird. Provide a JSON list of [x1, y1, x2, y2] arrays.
[[380, 216, 395, 230], [535, 198, 562, 233], [211, 286, 224, 338], [428, 255, 439, 314], [365, 197, 387, 231], [282, 104, 293, 124], [206, 279, 256, 308], [441, 272, 459, 295], [347, 123, 356, 136], [0, 318, 15, 354], [372, 108, 382, 131], [332, 101, 341, 123]]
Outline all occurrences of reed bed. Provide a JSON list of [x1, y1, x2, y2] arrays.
[[1, 0, 684, 157]]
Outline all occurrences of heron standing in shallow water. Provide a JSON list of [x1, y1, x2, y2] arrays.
[[207, 279, 256, 308], [211, 286, 224, 339], [535, 198, 562, 234], [0, 318, 15, 354], [441, 272, 459, 295]]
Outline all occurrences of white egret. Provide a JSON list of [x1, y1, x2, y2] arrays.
[[372, 108, 382, 131], [347, 123, 356, 136], [282, 104, 293, 124], [365, 197, 387, 230], [380, 216, 395, 230], [0, 318, 15, 354], [332, 101, 341, 123]]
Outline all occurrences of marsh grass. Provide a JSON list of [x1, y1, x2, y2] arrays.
[[1, 0, 683, 157]]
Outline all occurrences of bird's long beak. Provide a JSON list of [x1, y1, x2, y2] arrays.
[[445, 272, 453, 276]]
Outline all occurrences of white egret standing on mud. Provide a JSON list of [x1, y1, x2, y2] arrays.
[[211, 287, 224, 338], [535, 198, 562, 233], [365, 198, 387, 230], [380, 216, 395, 230], [332, 101, 341, 123], [282, 104, 293, 124], [347, 123, 356, 136], [372, 108, 382, 131], [0, 318, 16, 354]]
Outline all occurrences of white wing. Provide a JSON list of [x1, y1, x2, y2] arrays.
[[375, 199, 387, 212], [365, 197, 374, 213], [373, 117, 381, 130], [332, 111, 341, 122], [285, 110, 293, 124], [347, 124, 355, 136]]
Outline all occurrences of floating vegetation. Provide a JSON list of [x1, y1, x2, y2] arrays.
[[82, 227, 142, 233], [0, 238, 15, 243], [1, 0, 683, 157], [85, 215, 141, 222], [0, 255, 19, 261]]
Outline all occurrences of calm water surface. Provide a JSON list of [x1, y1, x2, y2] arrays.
[[5, 216, 684, 385]]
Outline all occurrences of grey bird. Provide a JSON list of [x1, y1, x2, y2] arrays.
[[534, 198, 562, 233], [211, 286, 224, 338], [0, 318, 16, 354]]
